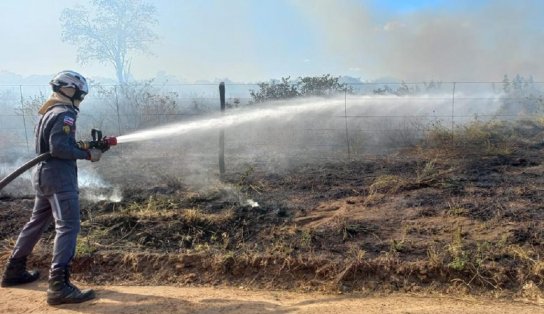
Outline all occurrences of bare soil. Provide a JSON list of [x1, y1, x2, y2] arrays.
[[1, 279, 542, 313]]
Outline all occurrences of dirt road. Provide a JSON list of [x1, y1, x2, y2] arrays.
[[1, 280, 542, 314]]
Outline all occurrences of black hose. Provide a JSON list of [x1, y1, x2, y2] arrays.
[[0, 153, 51, 191]]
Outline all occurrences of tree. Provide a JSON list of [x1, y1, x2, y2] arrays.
[[250, 75, 349, 104], [373, 81, 413, 96], [423, 80, 442, 92], [502, 74, 511, 94], [372, 85, 394, 95], [250, 77, 300, 103], [91, 80, 179, 133], [297, 74, 349, 97], [498, 74, 544, 115], [60, 0, 158, 84], [512, 74, 523, 92]]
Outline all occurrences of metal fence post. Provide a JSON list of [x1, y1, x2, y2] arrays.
[[219, 82, 226, 177]]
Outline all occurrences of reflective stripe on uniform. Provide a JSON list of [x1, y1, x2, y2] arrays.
[[52, 194, 63, 220]]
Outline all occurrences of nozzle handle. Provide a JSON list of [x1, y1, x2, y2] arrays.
[[91, 128, 102, 142]]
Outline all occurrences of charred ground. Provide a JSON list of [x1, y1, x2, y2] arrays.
[[1, 119, 543, 302]]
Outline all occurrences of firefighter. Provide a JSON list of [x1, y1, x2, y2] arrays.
[[1, 70, 102, 305]]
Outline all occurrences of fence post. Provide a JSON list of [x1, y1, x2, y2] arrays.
[[219, 82, 226, 177], [343, 88, 351, 160], [114, 85, 122, 136], [19, 85, 30, 152], [451, 82, 456, 145]]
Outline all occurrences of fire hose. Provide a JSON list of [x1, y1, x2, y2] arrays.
[[0, 129, 117, 191]]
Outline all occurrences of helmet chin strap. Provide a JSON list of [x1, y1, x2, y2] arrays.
[[54, 86, 80, 105]]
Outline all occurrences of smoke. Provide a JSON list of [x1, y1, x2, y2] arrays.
[[78, 165, 123, 203], [0, 157, 34, 197], [1, 91, 506, 197], [0, 159, 122, 202], [293, 0, 544, 81], [107, 91, 503, 190]]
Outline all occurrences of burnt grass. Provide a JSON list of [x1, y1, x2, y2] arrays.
[[1, 120, 544, 299]]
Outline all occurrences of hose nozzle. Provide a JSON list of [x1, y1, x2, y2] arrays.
[[103, 136, 117, 147], [77, 129, 118, 152]]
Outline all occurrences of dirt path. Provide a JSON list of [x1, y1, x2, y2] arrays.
[[1, 280, 542, 314]]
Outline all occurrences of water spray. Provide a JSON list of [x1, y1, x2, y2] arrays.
[[1, 98, 342, 192], [116, 98, 345, 144], [2, 93, 495, 192], [0, 129, 117, 191]]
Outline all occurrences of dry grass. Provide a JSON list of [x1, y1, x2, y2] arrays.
[[369, 175, 404, 194], [4, 118, 544, 300]]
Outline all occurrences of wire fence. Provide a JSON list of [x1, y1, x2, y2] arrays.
[[1, 81, 543, 165]]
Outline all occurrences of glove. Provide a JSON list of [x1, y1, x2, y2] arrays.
[[87, 148, 102, 162], [77, 140, 91, 150]]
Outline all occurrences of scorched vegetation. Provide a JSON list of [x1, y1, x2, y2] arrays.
[[1, 119, 543, 302]]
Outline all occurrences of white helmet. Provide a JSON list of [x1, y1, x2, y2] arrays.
[[50, 70, 88, 100]]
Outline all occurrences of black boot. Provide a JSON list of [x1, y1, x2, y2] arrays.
[[47, 267, 95, 305], [1, 256, 40, 287]]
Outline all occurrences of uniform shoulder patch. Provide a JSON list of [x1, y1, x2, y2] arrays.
[[63, 116, 75, 126]]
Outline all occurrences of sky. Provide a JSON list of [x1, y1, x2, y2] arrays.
[[0, 0, 543, 83]]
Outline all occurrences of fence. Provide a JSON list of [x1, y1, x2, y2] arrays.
[[1, 81, 543, 167]]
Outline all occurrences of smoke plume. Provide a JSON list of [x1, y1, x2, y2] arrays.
[[293, 0, 544, 81]]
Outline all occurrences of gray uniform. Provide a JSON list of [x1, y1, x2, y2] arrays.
[[11, 104, 88, 270]]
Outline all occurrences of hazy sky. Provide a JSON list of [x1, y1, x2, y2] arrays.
[[0, 0, 542, 83]]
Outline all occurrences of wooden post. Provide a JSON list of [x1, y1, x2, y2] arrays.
[[219, 82, 226, 177], [451, 82, 456, 145], [343, 88, 350, 160]]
